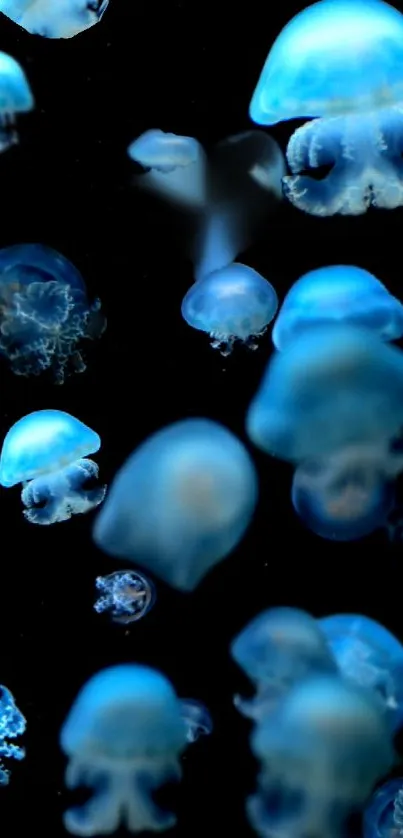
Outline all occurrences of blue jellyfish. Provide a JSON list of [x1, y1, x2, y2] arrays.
[[0, 52, 33, 153], [230, 607, 337, 721], [0, 0, 109, 37], [93, 418, 258, 592], [0, 243, 105, 383], [364, 778, 403, 838], [179, 698, 213, 743], [249, 0, 403, 216], [272, 266, 403, 351], [94, 570, 156, 625], [181, 262, 278, 355], [318, 613, 403, 732], [0, 409, 106, 525], [60, 664, 187, 836], [0, 685, 26, 785], [248, 675, 394, 838]]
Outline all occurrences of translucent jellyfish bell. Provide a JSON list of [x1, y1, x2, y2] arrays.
[[249, 0, 403, 216], [179, 698, 213, 743], [364, 778, 403, 838], [94, 570, 156, 625], [0, 52, 33, 153], [0, 0, 109, 38], [93, 418, 258, 592], [0, 685, 26, 785], [0, 409, 106, 524]]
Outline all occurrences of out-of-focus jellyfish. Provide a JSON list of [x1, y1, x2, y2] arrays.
[[0, 243, 105, 384], [0, 685, 26, 785], [272, 266, 403, 351], [230, 606, 337, 721], [249, 0, 403, 216], [318, 613, 403, 731], [0, 409, 106, 525], [0, 52, 33, 153], [181, 262, 278, 355], [179, 698, 213, 743], [128, 130, 208, 210], [93, 418, 258, 592], [248, 675, 394, 838], [364, 778, 403, 838], [60, 664, 187, 836], [94, 570, 156, 625], [0, 0, 109, 38]]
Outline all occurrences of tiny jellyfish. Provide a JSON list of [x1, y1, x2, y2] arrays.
[[0, 0, 109, 38], [272, 265, 403, 351], [0, 409, 106, 525], [181, 262, 278, 356], [230, 606, 337, 721], [60, 664, 187, 835], [0, 685, 26, 785], [94, 570, 155, 625], [93, 418, 258, 592], [249, 0, 403, 216], [0, 52, 33, 153], [0, 243, 105, 383], [318, 613, 403, 731], [364, 778, 403, 838], [179, 698, 213, 743]]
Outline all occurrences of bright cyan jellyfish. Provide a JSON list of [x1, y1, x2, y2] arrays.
[[0, 0, 109, 38], [364, 778, 403, 838], [94, 570, 155, 625], [0, 685, 26, 785], [0, 51, 33, 153]]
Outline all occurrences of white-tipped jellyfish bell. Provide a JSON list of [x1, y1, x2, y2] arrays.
[[0, 409, 106, 524], [93, 418, 258, 592], [364, 778, 403, 838], [249, 0, 403, 216], [0, 52, 33, 153], [272, 265, 403, 351], [60, 664, 187, 836], [0, 0, 109, 38]]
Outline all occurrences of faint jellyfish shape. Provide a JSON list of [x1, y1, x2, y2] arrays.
[[94, 570, 155, 625], [272, 265, 403, 351], [60, 664, 187, 836], [0, 409, 106, 525], [0, 0, 109, 38], [249, 0, 403, 216], [181, 262, 278, 356], [364, 778, 403, 838], [0, 684, 26, 785], [230, 606, 337, 721], [0, 243, 105, 383], [0, 51, 33, 153], [93, 418, 258, 592], [179, 698, 213, 743]]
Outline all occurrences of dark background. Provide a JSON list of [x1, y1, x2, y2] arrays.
[[0, 0, 401, 835]]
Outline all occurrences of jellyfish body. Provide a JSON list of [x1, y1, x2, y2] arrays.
[[94, 570, 156, 625], [93, 419, 258, 592], [0, 685, 26, 785], [0, 0, 109, 38], [179, 699, 213, 743], [0, 51, 33, 152], [0, 409, 106, 524], [60, 664, 187, 835], [364, 778, 403, 838], [249, 0, 403, 216], [272, 266, 403, 351]]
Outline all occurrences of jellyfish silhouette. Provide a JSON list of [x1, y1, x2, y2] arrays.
[[0, 52, 33, 153], [364, 778, 403, 838], [0, 0, 109, 37], [94, 570, 156, 625], [0, 685, 26, 785], [179, 699, 213, 743]]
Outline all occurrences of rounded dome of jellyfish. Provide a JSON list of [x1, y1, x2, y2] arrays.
[[93, 418, 258, 592], [94, 570, 156, 626], [0, 243, 105, 384], [272, 265, 403, 351], [249, 0, 403, 216], [0, 409, 106, 524], [364, 777, 403, 838], [0, 0, 109, 38], [0, 52, 33, 154], [60, 664, 188, 835], [181, 262, 278, 356]]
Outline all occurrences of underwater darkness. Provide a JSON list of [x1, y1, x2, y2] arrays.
[[2, 0, 403, 835]]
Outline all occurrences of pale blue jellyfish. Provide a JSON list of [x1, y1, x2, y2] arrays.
[[0, 244, 105, 383], [0, 0, 109, 38], [181, 262, 278, 355], [93, 418, 258, 592], [94, 570, 156, 625], [0, 685, 26, 785], [0, 409, 106, 525], [180, 699, 213, 743], [272, 266, 403, 351], [230, 606, 337, 721], [364, 778, 403, 838], [0, 52, 33, 153], [249, 0, 403, 216], [60, 664, 187, 836]]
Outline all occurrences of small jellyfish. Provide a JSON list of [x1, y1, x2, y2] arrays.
[[0, 409, 106, 525], [181, 262, 278, 356], [179, 698, 213, 743], [249, 0, 403, 216], [94, 570, 155, 625], [0, 52, 33, 153], [272, 265, 403, 351], [364, 778, 403, 838], [0, 685, 26, 785], [60, 664, 187, 836], [93, 418, 258, 592], [0, 244, 105, 383], [0, 0, 109, 38]]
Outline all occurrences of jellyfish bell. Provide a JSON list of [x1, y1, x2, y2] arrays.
[[364, 778, 403, 838], [0, 51, 33, 152], [0, 0, 109, 38]]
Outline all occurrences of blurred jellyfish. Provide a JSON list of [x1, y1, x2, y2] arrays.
[[181, 262, 278, 355], [364, 778, 403, 838], [94, 570, 156, 625], [0, 244, 105, 383], [0, 409, 106, 525], [179, 698, 213, 743], [248, 675, 394, 838], [0, 52, 33, 153], [0, 0, 109, 38], [0, 685, 26, 785], [249, 0, 403, 216], [319, 613, 403, 731], [272, 265, 403, 351], [93, 418, 258, 592], [60, 664, 187, 836], [230, 606, 337, 721]]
